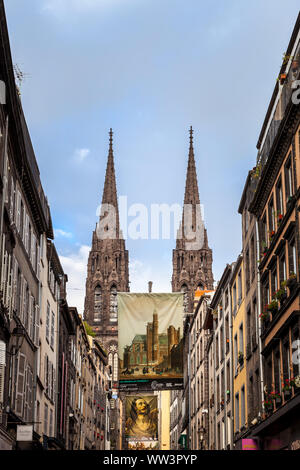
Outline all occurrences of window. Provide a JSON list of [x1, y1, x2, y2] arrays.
[[232, 283, 237, 315], [284, 154, 293, 201], [49, 408, 53, 437], [268, 197, 275, 233], [51, 311, 55, 349], [46, 302, 50, 343], [241, 386, 245, 427], [250, 235, 256, 279], [235, 393, 240, 433], [113, 353, 118, 382], [226, 361, 230, 399], [215, 334, 219, 365], [276, 177, 283, 218], [225, 316, 229, 354], [234, 334, 238, 372], [0, 341, 6, 405], [44, 403, 48, 435], [181, 284, 189, 313], [238, 269, 242, 303], [274, 348, 281, 393], [271, 266, 278, 297], [94, 285, 102, 322], [262, 278, 270, 311], [282, 335, 291, 384], [239, 323, 244, 358], [110, 286, 118, 323], [288, 238, 296, 275], [278, 249, 286, 286]]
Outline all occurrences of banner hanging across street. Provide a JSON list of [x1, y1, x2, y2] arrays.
[[118, 293, 184, 391], [125, 395, 158, 442]]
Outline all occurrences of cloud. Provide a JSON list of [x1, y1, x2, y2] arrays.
[[59, 245, 90, 314], [41, 0, 128, 17], [129, 258, 171, 293], [54, 228, 73, 239], [73, 148, 90, 163]]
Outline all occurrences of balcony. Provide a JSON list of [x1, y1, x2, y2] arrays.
[[256, 47, 300, 178]]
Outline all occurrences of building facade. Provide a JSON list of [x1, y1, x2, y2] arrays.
[[170, 128, 214, 450], [247, 13, 300, 450], [190, 290, 214, 450]]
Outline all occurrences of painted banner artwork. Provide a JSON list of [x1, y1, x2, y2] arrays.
[[125, 395, 158, 441], [118, 293, 184, 391], [127, 441, 160, 450]]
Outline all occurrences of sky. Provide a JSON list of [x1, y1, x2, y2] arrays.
[[4, 0, 300, 314]]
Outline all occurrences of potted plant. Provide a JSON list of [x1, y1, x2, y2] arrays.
[[282, 378, 294, 400], [270, 391, 282, 407], [261, 241, 268, 258], [259, 311, 271, 322], [277, 213, 284, 224], [267, 299, 279, 314], [274, 288, 287, 303], [238, 351, 244, 366], [263, 399, 273, 414], [286, 273, 297, 290], [269, 230, 275, 241], [279, 73, 287, 85]]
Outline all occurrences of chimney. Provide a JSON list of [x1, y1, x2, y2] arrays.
[[148, 281, 153, 293]]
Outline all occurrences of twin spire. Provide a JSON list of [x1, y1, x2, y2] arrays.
[[100, 126, 202, 240], [184, 126, 200, 207], [101, 128, 120, 237]]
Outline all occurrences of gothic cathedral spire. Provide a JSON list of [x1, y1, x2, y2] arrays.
[[84, 129, 129, 361], [172, 127, 214, 312], [101, 128, 120, 237]]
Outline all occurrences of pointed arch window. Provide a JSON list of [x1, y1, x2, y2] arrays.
[[110, 285, 118, 323], [94, 285, 102, 322], [113, 353, 118, 382], [181, 284, 189, 313]]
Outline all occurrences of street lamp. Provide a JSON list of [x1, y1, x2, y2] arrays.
[[7, 324, 25, 356]]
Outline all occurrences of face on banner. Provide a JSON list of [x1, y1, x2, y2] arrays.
[[118, 293, 184, 391], [125, 395, 158, 440]]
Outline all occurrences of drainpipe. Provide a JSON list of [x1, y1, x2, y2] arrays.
[[255, 221, 265, 410]]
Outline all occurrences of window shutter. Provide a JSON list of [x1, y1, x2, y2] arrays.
[[19, 274, 24, 323], [25, 214, 29, 252], [11, 256, 18, 318], [48, 360, 52, 400], [27, 366, 33, 422], [0, 341, 6, 405], [36, 244, 41, 280], [23, 280, 28, 330], [16, 353, 26, 417], [44, 354, 48, 394], [6, 253, 12, 312], [29, 295, 34, 341], [10, 178, 15, 220], [1, 234, 7, 297], [34, 304, 40, 347], [16, 191, 21, 229]]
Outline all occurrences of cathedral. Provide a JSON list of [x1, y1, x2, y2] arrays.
[[83, 126, 213, 382]]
